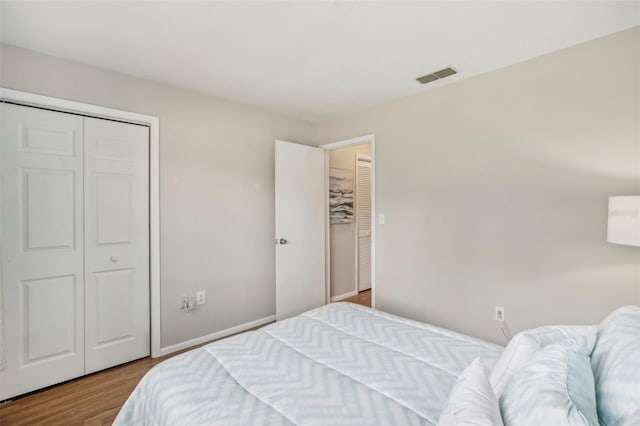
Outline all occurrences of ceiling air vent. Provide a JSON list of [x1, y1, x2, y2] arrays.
[[416, 67, 457, 84]]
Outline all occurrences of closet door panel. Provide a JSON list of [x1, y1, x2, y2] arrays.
[[356, 157, 372, 291], [84, 117, 149, 374], [0, 103, 85, 400]]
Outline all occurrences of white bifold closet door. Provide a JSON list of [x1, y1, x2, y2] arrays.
[[0, 103, 150, 400], [0, 104, 85, 399], [356, 156, 372, 291], [83, 117, 149, 374]]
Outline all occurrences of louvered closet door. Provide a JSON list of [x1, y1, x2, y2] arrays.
[[356, 157, 372, 291], [84, 117, 150, 374], [0, 104, 85, 400]]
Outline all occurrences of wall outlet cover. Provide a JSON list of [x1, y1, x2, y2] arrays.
[[196, 291, 206, 305]]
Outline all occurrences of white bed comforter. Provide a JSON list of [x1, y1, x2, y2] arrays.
[[115, 303, 502, 425]]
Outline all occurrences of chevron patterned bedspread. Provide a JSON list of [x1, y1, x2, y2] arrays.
[[114, 303, 503, 425]]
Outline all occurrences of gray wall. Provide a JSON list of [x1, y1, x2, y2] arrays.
[[318, 27, 640, 343], [329, 143, 371, 298], [0, 44, 317, 348], [2, 26, 639, 348]]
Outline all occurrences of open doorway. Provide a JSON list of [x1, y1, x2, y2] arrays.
[[321, 135, 375, 308]]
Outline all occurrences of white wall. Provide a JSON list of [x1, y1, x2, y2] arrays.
[[318, 27, 640, 343], [0, 44, 317, 348], [329, 143, 371, 299], [2, 26, 639, 349]]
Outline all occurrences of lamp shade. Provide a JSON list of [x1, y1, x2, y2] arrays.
[[607, 196, 640, 246]]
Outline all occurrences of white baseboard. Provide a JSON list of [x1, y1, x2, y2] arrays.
[[158, 314, 276, 357], [330, 290, 359, 303]]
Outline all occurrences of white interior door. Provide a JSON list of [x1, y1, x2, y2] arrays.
[[0, 103, 85, 400], [356, 156, 372, 291], [84, 117, 150, 373], [275, 140, 326, 320]]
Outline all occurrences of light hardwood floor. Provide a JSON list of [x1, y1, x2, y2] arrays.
[[0, 291, 372, 425], [343, 289, 371, 307], [0, 331, 255, 425]]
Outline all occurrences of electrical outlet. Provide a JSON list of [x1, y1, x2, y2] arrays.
[[196, 290, 206, 305], [378, 214, 386, 225], [180, 295, 194, 312], [495, 306, 505, 322]]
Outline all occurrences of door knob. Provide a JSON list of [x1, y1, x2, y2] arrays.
[[279, 238, 288, 245], [110, 256, 118, 262]]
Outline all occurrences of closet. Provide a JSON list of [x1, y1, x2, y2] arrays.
[[0, 103, 150, 400]]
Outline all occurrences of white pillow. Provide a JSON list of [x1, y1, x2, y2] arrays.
[[591, 305, 640, 426], [490, 325, 596, 398], [439, 358, 503, 426], [500, 333, 598, 426], [490, 332, 539, 398]]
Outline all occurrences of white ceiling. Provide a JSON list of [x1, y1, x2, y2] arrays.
[[1, 1, 638, 122]]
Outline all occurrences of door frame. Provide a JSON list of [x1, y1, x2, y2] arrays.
[[0, 88, 163, 358], [320, 134, 376, 308]]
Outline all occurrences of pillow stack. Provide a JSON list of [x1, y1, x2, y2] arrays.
[[438, 305, 640, 426]]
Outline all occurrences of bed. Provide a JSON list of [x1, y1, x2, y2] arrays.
[[115, 302, 502, 425], [115, 302, 640, 426]]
